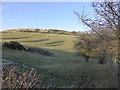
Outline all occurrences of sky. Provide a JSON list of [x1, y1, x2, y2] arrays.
[[2, 2, 94, 32]]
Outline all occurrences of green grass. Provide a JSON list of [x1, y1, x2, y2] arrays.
[[1, 32, 74, 51], [1, 32, 117, 88]]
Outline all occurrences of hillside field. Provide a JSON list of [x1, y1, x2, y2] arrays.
[[1, 32, 117, 88]]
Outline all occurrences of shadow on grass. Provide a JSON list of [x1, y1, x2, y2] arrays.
[[2, 45, 81, 64], [22, 39, 49, 43], [2, 46, 117, 88], [1, 37, 29, 40], [46, 41, 64, 44], [46, 41, 64, 46], [50, 44, 63, 46]]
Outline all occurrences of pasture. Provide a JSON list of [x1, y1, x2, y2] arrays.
[[1, 32, 117, 88]]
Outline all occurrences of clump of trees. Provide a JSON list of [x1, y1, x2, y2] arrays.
[[74, 2, 119, 64], [74, 32, 111, 64]]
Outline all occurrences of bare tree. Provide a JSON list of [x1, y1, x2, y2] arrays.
[[74, 2, 119, 38], [74, 2, 119, 60], [74, 33, 98, 62], [74, 1, 120, 87]]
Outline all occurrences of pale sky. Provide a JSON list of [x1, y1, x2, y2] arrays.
[[2, 2, 94, 32]]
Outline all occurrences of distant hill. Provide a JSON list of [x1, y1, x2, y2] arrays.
[[1, 28, 66, 33], [1, 28, 80, 35], [1, 28, 45, 33], [1, 28, 77, 33]]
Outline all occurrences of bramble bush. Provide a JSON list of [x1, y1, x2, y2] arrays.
[[2, 64, 40, 88]]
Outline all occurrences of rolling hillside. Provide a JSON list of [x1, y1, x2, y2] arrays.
[[0, 30, 117, 88]]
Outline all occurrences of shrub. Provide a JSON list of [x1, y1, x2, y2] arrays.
[[2, 64, 39, 88], [26, 47, 54, 57], [3, 41, 26, 50], [3, 41, 54, 57]]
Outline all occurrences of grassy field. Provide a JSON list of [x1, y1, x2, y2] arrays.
[[1, 32, 117, 88]]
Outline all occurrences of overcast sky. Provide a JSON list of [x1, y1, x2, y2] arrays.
[[2, 2, 94, 31]]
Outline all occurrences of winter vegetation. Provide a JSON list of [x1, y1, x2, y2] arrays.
[[1, 2, 119, 89]]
